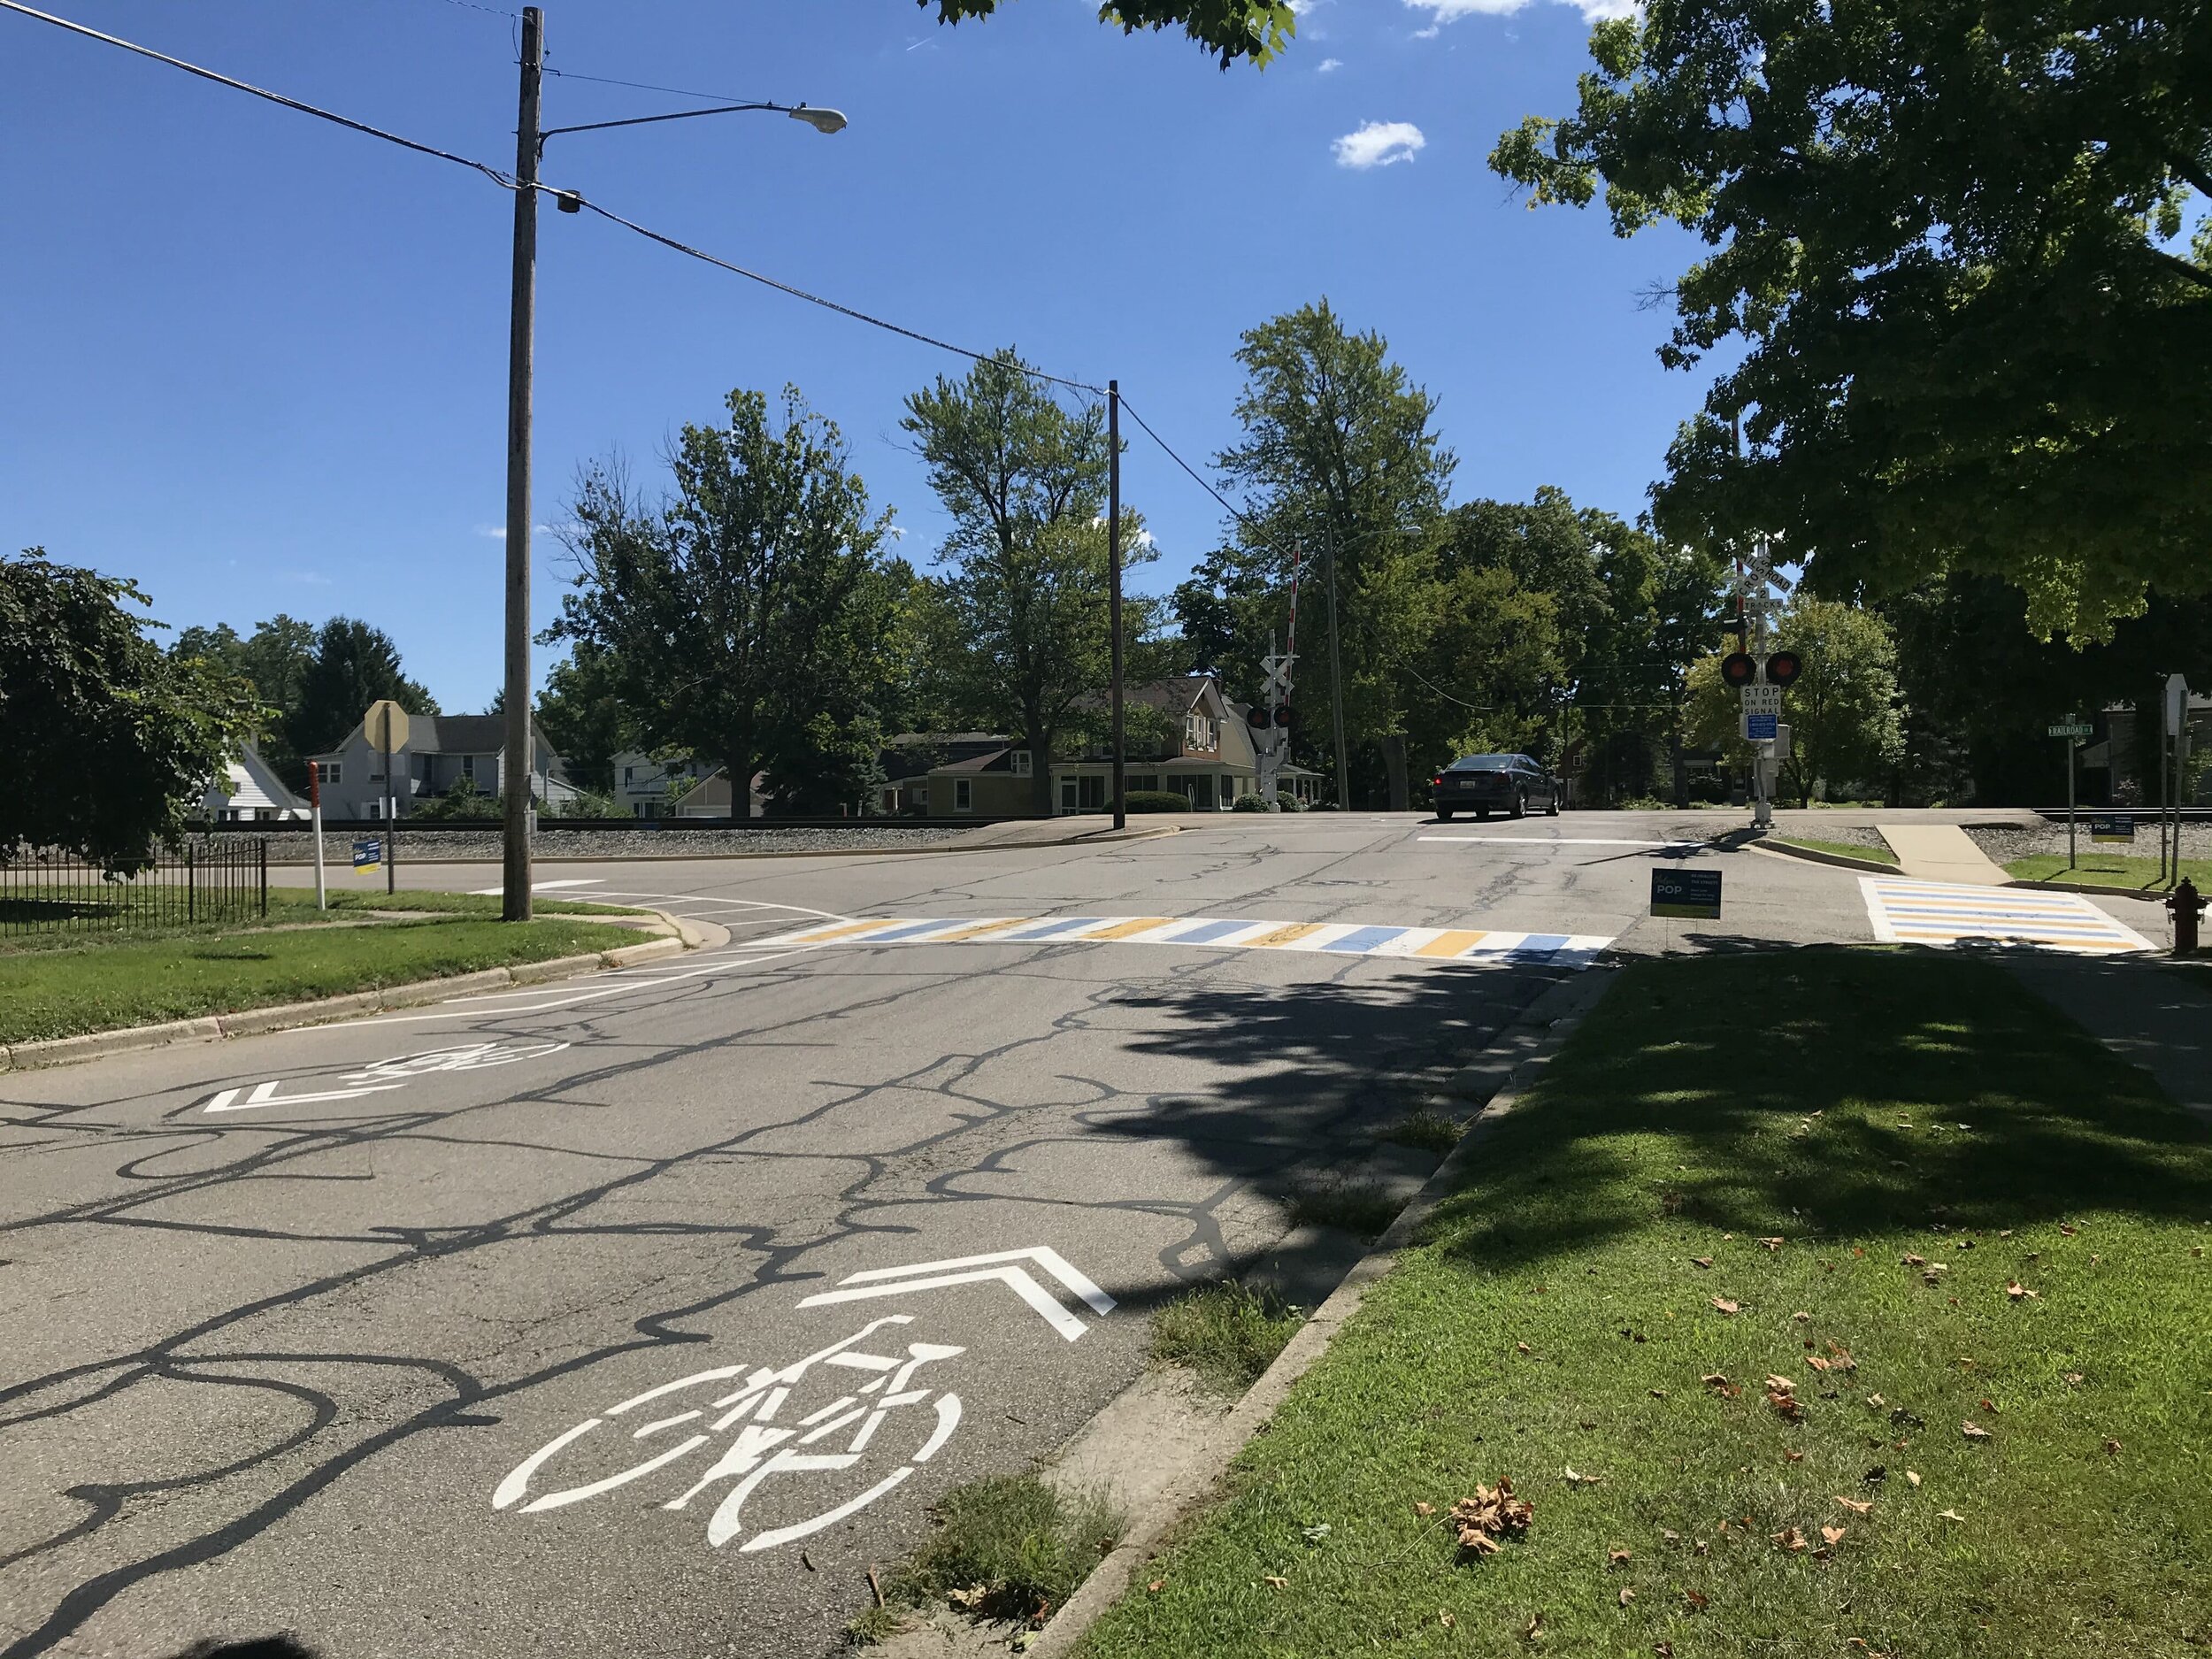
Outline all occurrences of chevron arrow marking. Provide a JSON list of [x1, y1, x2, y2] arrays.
[[795, 1247, 1116, 1342], [203, 1079, 409, 1114]]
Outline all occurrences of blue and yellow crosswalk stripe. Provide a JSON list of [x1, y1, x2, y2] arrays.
[[1858, 878, 2151, 955], [756, 914, 1613, 970]]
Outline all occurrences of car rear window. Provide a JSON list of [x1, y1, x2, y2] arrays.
[[1448, 756, 1516, 772]]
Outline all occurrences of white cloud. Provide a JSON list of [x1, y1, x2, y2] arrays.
[[1317, 56, 1343, 71], [1404, 0, 1638, 26], [1333, 120, 1425, 170]]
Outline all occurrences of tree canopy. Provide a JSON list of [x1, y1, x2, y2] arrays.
[[289, 618, 439, 762], [1492, 1, 2212, 640], [924, 0, 1295, 65], [549, 386, 898, 819], [2, 549, 263, 867]]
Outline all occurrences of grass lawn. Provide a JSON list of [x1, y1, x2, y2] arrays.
[[1073, 949, 2212, 1659], [1770, 835, 1899, 865], [0, 917, 646, 1043], [2006, 855, 2212, 893]]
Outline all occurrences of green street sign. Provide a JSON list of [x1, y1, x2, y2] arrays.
[[2047, 723, 2093, 739]]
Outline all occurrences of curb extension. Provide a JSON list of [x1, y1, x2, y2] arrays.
[[0, 932, 691, 1074], [1026, 966, 1620, 1659], [1748, 838, 1900, 875]]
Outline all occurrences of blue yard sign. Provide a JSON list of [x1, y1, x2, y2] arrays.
[[2088, 815, 2134, 845], [352, 838, 382, 873]]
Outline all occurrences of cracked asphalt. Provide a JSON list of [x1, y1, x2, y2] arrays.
[[0, 811, 1874, 1658]]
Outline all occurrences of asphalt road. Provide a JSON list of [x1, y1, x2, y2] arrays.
[[1, 812, 1877, 1657]]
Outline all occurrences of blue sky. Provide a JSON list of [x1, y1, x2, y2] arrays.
[[1, 0, 1715, 711]]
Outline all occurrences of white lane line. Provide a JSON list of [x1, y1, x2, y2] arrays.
[[467, 879, 605, 895], [1419, 835, 1709, 849]]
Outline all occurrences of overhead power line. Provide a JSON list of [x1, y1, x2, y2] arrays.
[[542, 66, 768, 104], [1114, 393, 1256, 533], [0, 0, 518, 190]]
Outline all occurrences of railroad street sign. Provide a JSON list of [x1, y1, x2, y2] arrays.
[[1743, 712, 1778, 741], [1651, 868, 1723, 920], [2047, 723, 2093, 740]]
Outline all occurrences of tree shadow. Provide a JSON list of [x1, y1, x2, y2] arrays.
[[167, 1640, 319, 1659], [1416, 946, 2212, 1275]]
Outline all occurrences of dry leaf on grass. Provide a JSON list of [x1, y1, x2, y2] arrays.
[[1793, 1310, 1812, 1322], [1517, 1341, 1532, 1355], [1832, 1495, 1873, 1514], [1563, 1467, 1605, 1486], [1821, 1525, 1847, 1546], [2063, 1371, 2085, 1386], [1649, 1388, 1668, 1400], [2006, 1281, 2040, 1301], [1712, 1297, 1741, 1315], [1524, 1613, 1545, 1641], [1759, 1236, 1786, 1250], [947, 1585, 987, 1610], [1808, 1355, 1832, 1371], [1784, 1449, 1806, 1463], [1691, 1256, 1714, 1269], [1938, 1509, 1965, 1522], [1439, 1611, 1455, 1629], [1450, 1479, 1534, 1560], [1147, 1580, 1164, 1594], [1901, 1254, 1926, 1267], [1773, 1526, 1808, 1552], [1683, 1589, 1709, 1611], [2104, 1438, 2122, 1455], [1619, 1587, 1636, 1607], [1262, 1574, 1289, 1589], [1655, 1644, 1674, 1658], [1414, 1501, 1436, 1517], [1608, 1548, 1632, 1567], [1906, 1470, 1921, 1486], [1962, 1421, 1993, 1440]]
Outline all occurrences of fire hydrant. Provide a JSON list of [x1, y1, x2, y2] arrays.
[[2169, 878, 2207, 957]]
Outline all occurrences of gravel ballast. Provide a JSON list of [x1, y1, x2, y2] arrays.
[[1969, 822, 2212, 864]]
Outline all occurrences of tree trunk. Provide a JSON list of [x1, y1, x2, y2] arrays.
[[1025, 718, 1053, 818], [1382, 733, 1409, 812]]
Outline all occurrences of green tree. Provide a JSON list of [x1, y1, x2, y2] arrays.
[[1492, 2, 2212, 641], [925, 0, 1295, 65], [534, 645, 634, 796], [1201, 300, 1455, 805], [902, 351, 1153, 815], [550, 385, 897, 820], [1688, 597, 1905, 805], [1, 549, 263, 868], [288, 618, 439, 763], [172, 613, 319, 784]]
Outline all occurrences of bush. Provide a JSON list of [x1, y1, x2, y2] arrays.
[[412, 776, 502, 821], [1125, 790, 1191, 813], [1232, 793, 1270, 812], [1276, 792, 1302, 812]]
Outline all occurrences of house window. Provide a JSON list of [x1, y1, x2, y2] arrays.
[[1130, 774, 1157, 794], [461, 755, 475, 780], [623, 765, 634, 786], [315, 762, 342, 786], [1010, 750, 1033, 778], [1186, 713, 1200, 749], [1059, 778, 1079, 815], [1079, 774, 1105, 810], [954, 779, 973, 813]]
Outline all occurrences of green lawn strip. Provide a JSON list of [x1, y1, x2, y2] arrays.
[[0, 918, 644, 1043], [266, 886, 646, 917], [1073, 950, 2212, 1659], [1770, 835, 1898, 865], [2005, 855, 2212, 892], [0, 887, 649, 954], [1152, 1283, 1307, 1395]]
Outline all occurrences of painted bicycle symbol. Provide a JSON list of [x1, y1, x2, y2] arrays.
[[490, 1316, 964, 1554], [342, 1041, 571, 1083]]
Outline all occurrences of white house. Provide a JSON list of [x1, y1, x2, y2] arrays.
[[310, 713, 579, 819], [199, 744, 309, 823]]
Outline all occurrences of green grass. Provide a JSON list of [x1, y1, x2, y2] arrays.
[[0, 885, 647, 952], [856, 1475, 1122, 1640], [2006, 855, 2212, 892], [1152, 1282, 1307, 1394], [1384, 1106, 1470, 1156], [1770, 835, 1899, 865], [266, 886, 644, 917], [1072, 949, 2212, 1659], [0, 917, 645, 1043], [1286, 1175, 1407, 1241]]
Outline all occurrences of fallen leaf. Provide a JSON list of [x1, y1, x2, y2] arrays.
[[1906, 1471, 1922, 1487], [1148, 1580, 1164, 1594], [1712, 1297, 1740, 1315], [1809, 1356, 1833, 1372], [1619, 1587, 1636, 1607], [1655, 1644, 1675, 1659], [1766, 1374, 1799, 1393], [948, 1585, 988, 1610], [1439, 1611, 1455, 1629], [1662, 1530, 1680, 1544], [1773, 1526, 1808, 1552], [1694, 1540, 1709, 1555], [1450, 1479, 1534, 1559], [2006, 1281, 2040, 1301], [2104, 1438, 2122, 1455], [1962, 1421, 1992, 1441], [2061, 1224, 2078, 1236], [1866, 1393, 1886, 1407], [1955, 1239, 1975, 1251], [1691, 1256, 1714, 1269], [1262, 1574, 1289, 1589], [1414, 1501, 1437, 1517], [1832, 1496, 1873, 1515], [1683, 1589, 1709, 1611], [1608, 1548, 1632, 1567], [1523, 1612, 1544, 1640], [1821, 1525, 1847, 1546], [2063, 1372, 2085, 1387], [1938, 1509, 1964, 1522], [1701, 1372, 1730, 1388], [1901, 1254, 1926, 1267], [1759, 1237, 1786, 1251], [1517, 1341, 1532, 1355], [1649, 1388, 1668, 1400], [1563, 1467, 1604, 1486], [1784, 1449, 1806, 1463], [1461, 1531, 1502, 1557]]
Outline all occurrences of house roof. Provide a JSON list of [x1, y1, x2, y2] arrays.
[[315, 712, 561, 768], [1071, 677, 1216, 718], [933, 748, 1015, 774]]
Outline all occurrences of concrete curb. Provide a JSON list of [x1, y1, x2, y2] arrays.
[[2004, 878, 2169, 904], [1, 934, 695, 1072], [1027, 967, 1620, 1659], [1754, 838, 1900, 875]]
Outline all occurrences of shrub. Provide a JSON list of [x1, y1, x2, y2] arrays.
[[1232, 793, 1270, 812], [1125, 790, 1191, 813], [1275, 792, 1302, 812]]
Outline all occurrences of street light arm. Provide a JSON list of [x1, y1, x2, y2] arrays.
[[540, 102, 843, 144]]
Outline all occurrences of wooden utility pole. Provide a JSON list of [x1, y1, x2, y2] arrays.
[[501, 6, 542, 921], [1109, 381, 1125, 831]]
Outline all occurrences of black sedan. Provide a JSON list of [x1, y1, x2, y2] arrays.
[[1430, 754, 1561, 821]]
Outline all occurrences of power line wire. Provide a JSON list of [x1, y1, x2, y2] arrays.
[[0, 0, 518, 189], [1114, 393, 1257, 532], [543, 66, 768, 104], [572, 196, 1106, 396]]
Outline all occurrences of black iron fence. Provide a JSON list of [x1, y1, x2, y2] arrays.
[[0, 840, 269, 938]]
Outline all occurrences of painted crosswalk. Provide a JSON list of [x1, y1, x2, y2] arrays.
[[1858, 878, 2153, 955], [755, 913, 1613, 969]]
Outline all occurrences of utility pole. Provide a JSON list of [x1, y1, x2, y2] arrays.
[[1108, 380, 1125, 832], [1325, 523, 1348, 811], [501, 5, 542, 922]]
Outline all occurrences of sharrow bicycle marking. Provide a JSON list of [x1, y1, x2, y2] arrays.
[[795, 1246, 1116, 1342], [198, 1041, 573, 1114]]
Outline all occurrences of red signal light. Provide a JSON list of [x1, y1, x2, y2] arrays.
[[1765, 650, 1803, 688], [1720, 652, 1757, 688]]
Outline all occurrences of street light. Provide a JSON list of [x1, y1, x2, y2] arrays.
[[500, 4, 844, 921]]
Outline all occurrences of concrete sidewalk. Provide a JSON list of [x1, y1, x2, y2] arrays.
[[1878, 823, 2013, 885], [2008, 956, 2212, 1119]]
